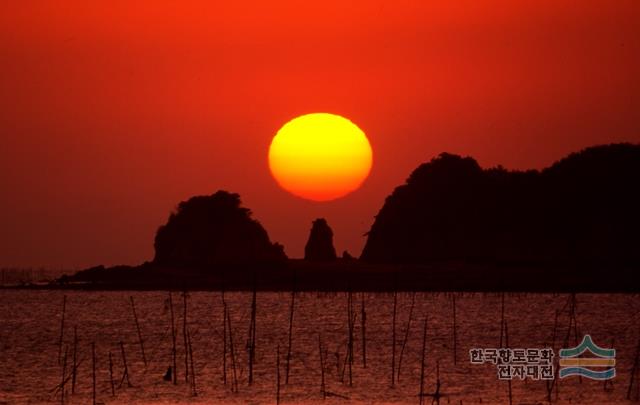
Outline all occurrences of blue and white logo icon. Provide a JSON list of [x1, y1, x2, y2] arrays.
[[559, 335, 615, 380]]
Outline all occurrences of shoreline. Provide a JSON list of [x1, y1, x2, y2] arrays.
[[2, 260, 638, 293]]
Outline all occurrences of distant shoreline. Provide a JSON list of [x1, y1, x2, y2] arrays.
[[3, 260, 638, 293]]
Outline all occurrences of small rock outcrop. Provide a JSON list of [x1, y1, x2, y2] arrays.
[[304, 218, 337, 261]]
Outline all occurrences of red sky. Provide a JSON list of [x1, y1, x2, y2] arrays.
[[1, 1, 639, 269]]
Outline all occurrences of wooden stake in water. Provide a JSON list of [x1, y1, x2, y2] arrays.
[[391, 290, 397, 388], [276, 344, 281, 405], [397, 292, 415, 381], [546, 309, 560, 401], [285, 289, 295, 385], [169, 292, 177, 384], [183, 291, 189, 383], [118, 341, 131, 388], [318, 334, 326, 399], [564, 294, 580, 350], [108, 351, 115, 396], [563, 293, 582, 384], [187, 327, 197, 396], [92, 342, 96, 405], [248, 286, 257, 385], [628, 335, 640, 400], [361, 292, 367, 368], [452, 294, 458, 366], [58, 295, 67, 365], [346, 290, 354, 386], [226, 305, 239, 393], [129, 296, 147, 367], [505, 321, 513, 405], [71, 326, 78, 394], [499, 293, 505, 347], [61, 345, 68, 405], [433, 360, 442, 405], [222, 292, 227, 385], [419, 315, 427, 405]]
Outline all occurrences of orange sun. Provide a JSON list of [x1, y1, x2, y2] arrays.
[[268, 113, 373, 201]]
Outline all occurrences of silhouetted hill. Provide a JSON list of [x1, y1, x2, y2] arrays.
[[361, 143, 640, 265], [304, 218, 337, 261], [46, 144, 640, 293], [153, 191, 286, 267]]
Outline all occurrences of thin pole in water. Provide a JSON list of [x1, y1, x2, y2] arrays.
[[248, 285, 257, 385], [361, 292, 367, 368], [563, 293, 582, 384], [347, 290, 354, 386], [434, 360, 441, 405], [397, 292, 415, 381], [391, 290, 397, 388], [419, 315, 427, 405], [92, 342, 96, 405], [546, 309, 559, 401], [108, 351, 115, 396], [222, 292, 227, 385], [276, 344, 281, 405], [188, 327, 197, 396], [168, 292, 177, 385], [505, 321, 513, 405], [130, 296, 147, 367], [628, 334, 640, 400], [499, 293, 505, 348], [183, 291, 189, 383], [71, 326, 78, 394], [60, 345, 68, 405], [58, 295, 67, 365], [119, 341, 131, 388], [226, 305, 239, 393], [285, 289, 295, 385], [318, 334, 326, 399], [452, 294, 458, 366]]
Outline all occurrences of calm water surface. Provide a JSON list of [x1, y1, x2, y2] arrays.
[[1, 290, 639, 404]]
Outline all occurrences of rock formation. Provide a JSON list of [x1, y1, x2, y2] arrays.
[[154, 190, 286, 267], [304, 218, 337, 261]]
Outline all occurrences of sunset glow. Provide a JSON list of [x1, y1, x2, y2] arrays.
[[268, 113, 373, 201], [0, 1, 638, 265]]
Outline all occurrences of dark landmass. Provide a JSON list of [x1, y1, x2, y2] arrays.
[[304, 218, 338, 261], [10, 259, 639, 292], [154, 190, 286, 266], [362, 143, 640, 266], [6, 143, 638, 293]]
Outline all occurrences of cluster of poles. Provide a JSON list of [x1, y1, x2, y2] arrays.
[[54, 296, 134, 405], [53, 292, 197, 404], [52, 290, 640, 404]]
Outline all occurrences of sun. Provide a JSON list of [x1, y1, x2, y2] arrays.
[[268, 113, 373, 201]]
